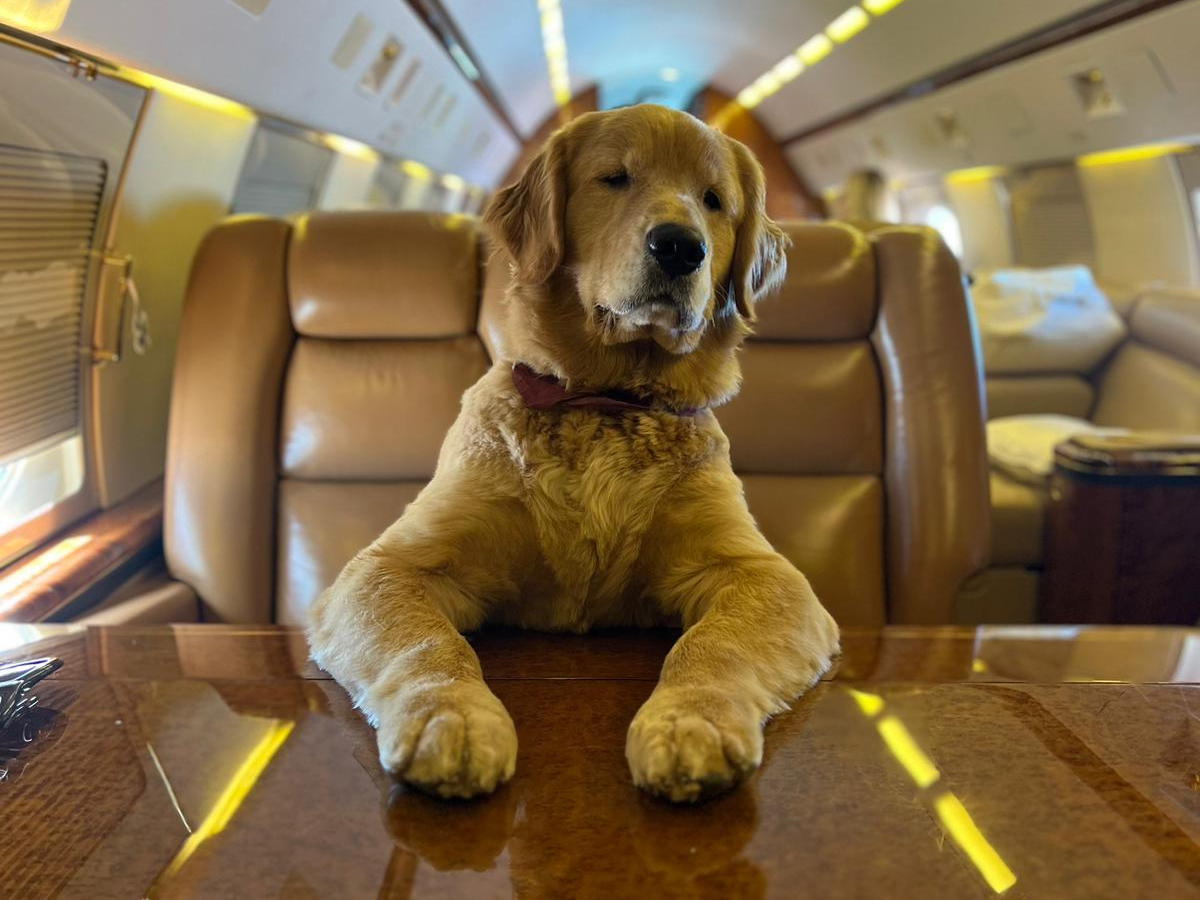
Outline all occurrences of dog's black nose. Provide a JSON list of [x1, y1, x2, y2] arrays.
[[646, 223, 707, 279]]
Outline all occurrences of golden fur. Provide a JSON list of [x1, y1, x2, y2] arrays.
[[308, 105, 839, 803]]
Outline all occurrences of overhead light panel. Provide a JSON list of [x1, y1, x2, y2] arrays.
[[773, 54, 804, 82], [826, 7, 870, 44], [730, 0, 915, 112], [798, 33, 834, 66], [441, 173, 465, 191], [0, 0, 72, 32], [945, 165, 1007, 186], [324, 134, 378, 161], [538, 0, 572, 107], [1078, 142, 1190, 167], [448, 42, 480, 81], [401, 159, 433, 181], [660, 67, 680, 82]]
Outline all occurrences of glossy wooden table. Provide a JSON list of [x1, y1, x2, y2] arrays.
[[1, 624, 1198, 900]]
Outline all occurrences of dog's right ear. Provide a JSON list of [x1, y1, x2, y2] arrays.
[[483, 130, 568, 285]]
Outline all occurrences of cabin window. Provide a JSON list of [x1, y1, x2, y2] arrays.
[[369, 160, 428, 210], [1007, 165, 1095, 269], [924, 205, 964, 258], [0, 147, 104, 539], [0, 41, 144, 566], [1179, 151, 1200, 272], [897, 181, 964, 258], [231, 123, 334, 217]]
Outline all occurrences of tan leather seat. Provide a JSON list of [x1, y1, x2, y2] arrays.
[[164, 213, 989, 626], [968, 287, 1200, 621]]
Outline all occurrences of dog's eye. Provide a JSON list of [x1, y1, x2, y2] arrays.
[[600, 171, 630, 188], [703, 189, 722, 211]]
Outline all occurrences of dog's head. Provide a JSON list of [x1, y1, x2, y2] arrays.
[[485, 105, 788, 396]]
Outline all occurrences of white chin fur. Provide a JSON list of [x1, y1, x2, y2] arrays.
[[598, 306, 703, 354]]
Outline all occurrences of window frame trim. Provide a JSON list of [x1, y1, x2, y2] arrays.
[[0, 33, 149, 567]]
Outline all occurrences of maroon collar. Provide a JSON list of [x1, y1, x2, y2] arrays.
[[511, 363, 700, 416]]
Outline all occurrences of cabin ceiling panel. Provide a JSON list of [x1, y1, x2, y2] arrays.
[[47, 0, 520, 185], [439, 0, 1108, 140], [787, 2, 1200, 189]]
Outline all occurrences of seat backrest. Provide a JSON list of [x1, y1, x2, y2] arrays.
[[165, 213, 989, 625], [1091, 288, 1200, 430]]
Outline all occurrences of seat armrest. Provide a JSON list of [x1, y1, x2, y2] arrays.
[[76, 581, 200, 625]]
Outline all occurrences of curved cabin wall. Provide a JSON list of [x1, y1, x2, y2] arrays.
[[8, 0, 520, 186], [787, 1, 1200, 287], [1079, 154, 1200, 288], [93, 92, 257, 506], [787, 2, 1200, 191]]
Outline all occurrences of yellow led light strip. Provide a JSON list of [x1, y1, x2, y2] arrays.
[[324, 133, 378, 162], [538, 0, 571, 107], [847, 687, 1017, 894], [0, 0, 73, 33], [401, 159, 433, 181], [1077, 142, 1190, 167], [864, 0, 906, 14], [826, 7, 870, 44], [935, 794, 1019, 893], [158, 720, 295, 881], [945, 165, 1008, 186], [114, 67, 256, 121], [732, 0, 910, 111], [119, 68, 473, 190]]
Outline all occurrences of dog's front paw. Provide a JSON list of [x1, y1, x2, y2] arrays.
[[375, 680, 517, 799], [626, 686, 763, 803]]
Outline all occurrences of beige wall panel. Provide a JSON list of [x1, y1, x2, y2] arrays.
[[92, 92, 256, 505], [946, 177, 1014, 272], [317, 151, 378, 211], [1080, 155, 1200, 287]]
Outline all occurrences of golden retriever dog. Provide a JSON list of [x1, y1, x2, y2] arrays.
[[308, 104, 839, 803]]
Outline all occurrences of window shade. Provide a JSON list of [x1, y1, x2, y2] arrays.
[[1008, 166, 1096, 269], [231, 125, 332, 217], [0, 144, 106, 464]]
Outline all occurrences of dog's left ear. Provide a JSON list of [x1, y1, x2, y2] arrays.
[[727, 140, 790, 320]]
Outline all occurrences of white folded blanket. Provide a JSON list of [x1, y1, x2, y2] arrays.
[[987, 415, 1129, 485], [971, 266, 1126, 374]]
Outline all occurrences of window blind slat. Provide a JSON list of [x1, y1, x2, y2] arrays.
[[0, 249, 91, 268], [0, 350, 80, 382], [0, 413, 79, 454], [0, 144, 105, 461], [0, 328, 80, 359], [0, 374, 78, 418]]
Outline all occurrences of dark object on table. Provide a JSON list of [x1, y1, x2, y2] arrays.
[[0, 657, 63, 731], [1041, 433, 1200, 624]]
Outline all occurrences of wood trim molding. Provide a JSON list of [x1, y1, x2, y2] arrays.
[[780, 0, 1190, 147], [499, 85, 600, 185], [0, 480, 163, 624], [405, 0, 523, 143], [690, 87, 825, 219]]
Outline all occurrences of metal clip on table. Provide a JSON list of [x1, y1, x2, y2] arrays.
[[0, 657, 63, 731]]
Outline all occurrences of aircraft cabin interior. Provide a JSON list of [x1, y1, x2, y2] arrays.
[[0, 1, 1198, 898]]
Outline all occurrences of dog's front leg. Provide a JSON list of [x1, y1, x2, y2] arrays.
[[628, 470, 840, 802], [308, 480, 530, 799]]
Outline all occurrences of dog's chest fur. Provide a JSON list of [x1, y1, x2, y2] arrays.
[[491, 402, 720, 629]]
